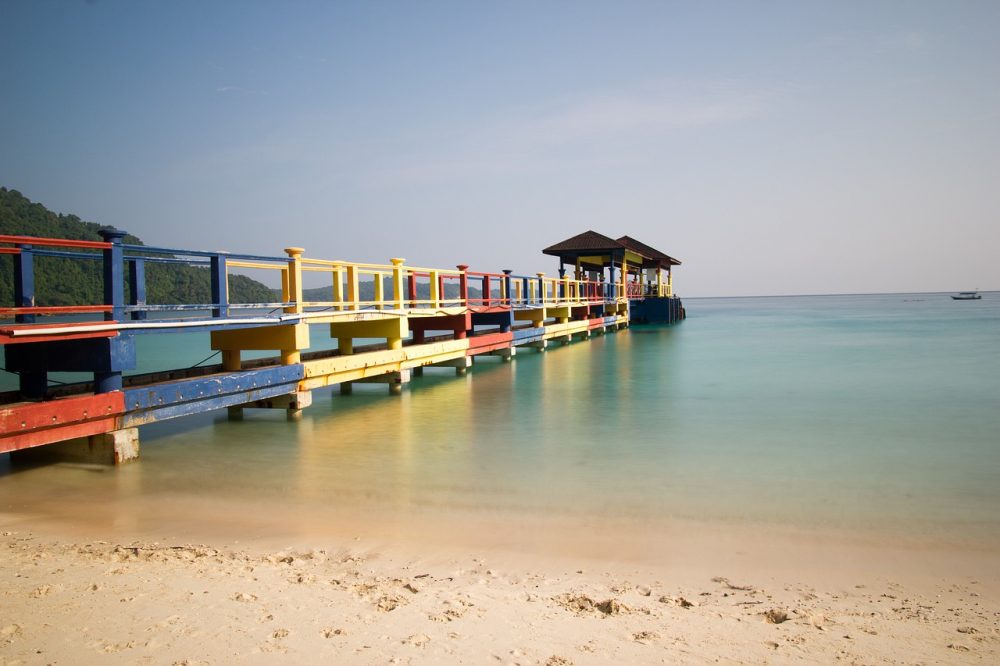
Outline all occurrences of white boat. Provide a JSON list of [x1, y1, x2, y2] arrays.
[[951, 291, 981, 300]]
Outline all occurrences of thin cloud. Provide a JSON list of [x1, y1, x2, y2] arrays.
[[215, 85, 269, 95], [530, 90, 764, 141]]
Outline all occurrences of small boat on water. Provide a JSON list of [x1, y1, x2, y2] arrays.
[[951, 291, 982, 300]]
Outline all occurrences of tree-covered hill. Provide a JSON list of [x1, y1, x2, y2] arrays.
[[0, 187, 275, 307]]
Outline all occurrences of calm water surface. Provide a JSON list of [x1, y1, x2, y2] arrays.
[[2, 293, 999, 548]]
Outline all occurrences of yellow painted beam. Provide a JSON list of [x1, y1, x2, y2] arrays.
[[211, 323, 310, 352], [542, 320, 589, 340], [514, 307, 546, 326], [299, 338, 471, 390], [547, 305, 572, 321], [624, 250, 643, 265], [329, 317, 408, 343]]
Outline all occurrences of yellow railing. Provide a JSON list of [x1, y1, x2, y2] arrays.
[[227, 248, 659, 316]]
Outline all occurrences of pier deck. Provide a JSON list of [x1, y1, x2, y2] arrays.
[[0, 232, 682, 462]]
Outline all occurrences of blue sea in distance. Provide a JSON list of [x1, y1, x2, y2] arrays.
[[2, 293, 999, 549]]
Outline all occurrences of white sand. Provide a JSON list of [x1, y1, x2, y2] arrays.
[[1, 523, 997, 664]]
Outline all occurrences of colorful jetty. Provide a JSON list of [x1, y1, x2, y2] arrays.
[[0, 230, 683, 464]]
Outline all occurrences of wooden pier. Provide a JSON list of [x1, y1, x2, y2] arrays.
[[0, 230, 683, 464]]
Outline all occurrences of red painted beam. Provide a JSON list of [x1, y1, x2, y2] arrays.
[[0, 392, 125, 454], [0, 234, 112, 250], [0, 248, 20, 255], [0, 322, 118, 346], [467, 331, 513, 355], [587, 318, 606, 330]]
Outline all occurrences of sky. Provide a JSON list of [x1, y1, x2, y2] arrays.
[[1, 1, 998, 297]]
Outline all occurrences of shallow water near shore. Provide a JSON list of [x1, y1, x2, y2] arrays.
[[2, 292, 999, 557]]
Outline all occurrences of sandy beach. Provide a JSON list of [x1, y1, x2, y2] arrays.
[[2, 521, 997, 665]]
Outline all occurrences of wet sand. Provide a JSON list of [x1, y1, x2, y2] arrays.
[[1, 520, 998, 664]]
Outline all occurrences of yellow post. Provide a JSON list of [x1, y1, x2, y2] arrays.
[[391, 258, 406, 310], [346, 264, 360, 310], [280, 267, 290, 305], [333, 266, 344, 310], [222, 349, 241, 371], [429, 270, 440, 308], [656, 267, 663, 297], [284, 247, 305, 314], [620, 256, 628, 300], [374, 271, 385, 310]]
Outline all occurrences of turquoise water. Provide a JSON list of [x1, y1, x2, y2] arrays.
[[2, 293, 999, 547]]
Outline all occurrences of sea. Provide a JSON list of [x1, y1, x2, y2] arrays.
[[2, 293, 999, 554]]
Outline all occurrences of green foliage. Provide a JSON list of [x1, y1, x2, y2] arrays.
[[0, 187, 275, 307]]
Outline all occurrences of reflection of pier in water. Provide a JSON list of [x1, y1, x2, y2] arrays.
[[0, 230, 683, 464]]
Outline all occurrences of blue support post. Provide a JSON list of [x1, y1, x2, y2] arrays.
[[607, 260, 616, 301], [98, 228, 128, 392], [99, 229, 127, 322], [522, 277, 530, 306], [558, 266, 566, 299], [13, 243, 35, 324], [210, 253, 228, 318], [13, 243, 44, 396], [502, 270, 513, 307], [128, 258, 147, 321]]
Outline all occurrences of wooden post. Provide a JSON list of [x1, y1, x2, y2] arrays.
[[284, 247, 304, 314], [98, 229, 127, 322], [13, 243, 35, 324], [333, 266, 344, 310], [429, 270, 440, 308], [210, 253, 228, 318], [390, 258, 405, 310], [374, 271, 385, 309], [128, 258, 147, 320], [346, 264, 360, 310], [456, 265, 469, 306]]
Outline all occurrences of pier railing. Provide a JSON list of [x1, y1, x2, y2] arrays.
[[1, 232, 647, 333]]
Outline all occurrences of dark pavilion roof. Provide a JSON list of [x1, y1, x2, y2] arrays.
[[542, 230, 624, 255], [542, 230, 681, 268]]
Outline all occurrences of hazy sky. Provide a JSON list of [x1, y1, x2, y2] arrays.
[[2, 1, 998, 296]]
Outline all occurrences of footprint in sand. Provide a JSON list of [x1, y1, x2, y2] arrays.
[[1, 624, 23, 647], [29, 584, 53, 598], [321, 628, 346, 638], [403, 633, 431, 647]]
